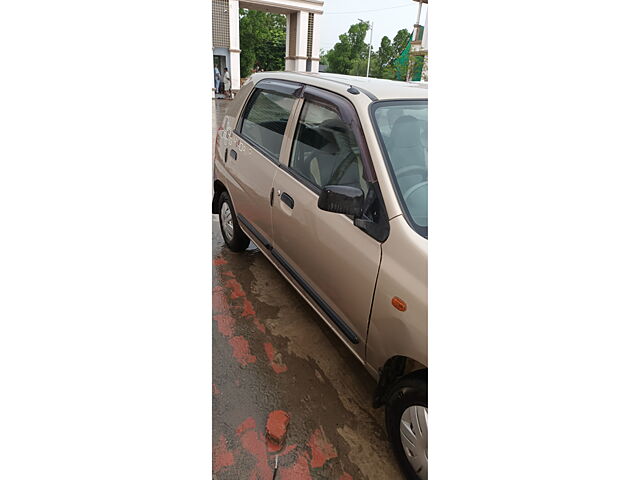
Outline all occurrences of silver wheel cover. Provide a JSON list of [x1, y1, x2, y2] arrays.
[[400, 405, 428, 479], [220, 202, 234, 240]]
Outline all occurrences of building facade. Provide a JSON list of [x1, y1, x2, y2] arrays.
[[406, 0, 428, 82], [213, 0, 324, 93]]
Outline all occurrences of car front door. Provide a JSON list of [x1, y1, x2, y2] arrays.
[[226, 80, 301, 244], [270, 86, 386, 358]]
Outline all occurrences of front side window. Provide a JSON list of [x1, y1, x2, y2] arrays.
[[289, 101, 368, 193], [371, 100, 427, 237], [240, 89, 295, 160]]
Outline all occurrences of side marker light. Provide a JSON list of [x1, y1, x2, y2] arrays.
[[392, 297, 407, 312]]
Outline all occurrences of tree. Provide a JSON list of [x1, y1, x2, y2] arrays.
[[377, 35, 395, 71], [348, 53, 384, 78], [324, 24, 413, 81], [324, 20, 370, 75], [239, 9, 286, 78], [392, 29, 411, 57], [373, 37, 396, 79]]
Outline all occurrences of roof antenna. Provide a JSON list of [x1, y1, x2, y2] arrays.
[[347, 85, 360, 95]]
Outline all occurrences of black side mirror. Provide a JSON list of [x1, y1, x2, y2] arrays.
[[317, 185, 364, 216]]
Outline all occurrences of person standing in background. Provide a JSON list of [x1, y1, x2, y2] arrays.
[[223, 68, 231, 99], [214, 65, 220, 95]]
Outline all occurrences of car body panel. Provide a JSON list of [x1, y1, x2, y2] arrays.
[[365, 216, 428, 373]]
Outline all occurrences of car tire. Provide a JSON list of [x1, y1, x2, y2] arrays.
[[386, 370, 428, 480], [218, 192, 250, 252]]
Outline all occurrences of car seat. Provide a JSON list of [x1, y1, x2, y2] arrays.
[[387, 115, 426, 172]]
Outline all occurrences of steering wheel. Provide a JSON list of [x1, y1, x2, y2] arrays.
[[404, 181, 428, 203], [329, 151, 358, 185], [395, 165, 426, 179]]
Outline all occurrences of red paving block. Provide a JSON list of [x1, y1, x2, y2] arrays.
[[266, 437, 281, 453], [253, 317, 266, 334], [213, 434, 234, 473], [228, 335, 257, 366], [214, 314, 235, 337], [307, 427, 338, 468], [279, 453, 312, 480], [241, 297, 256, 317], [212, 289, 230, 314], [225, 278, 246, 298], [236, 417, 256, 436], [266, 410, 290, 447], [264, 342, 288, 374], [239, 430, 271, 480], [279, 443, 297, 457]]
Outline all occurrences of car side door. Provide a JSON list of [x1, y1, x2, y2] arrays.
[[270, 86, 388, 359], [225, 79, 301, 244]]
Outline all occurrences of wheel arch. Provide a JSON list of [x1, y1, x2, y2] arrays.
[[212, 180, 228, 214], [373, 355, 427, 408]]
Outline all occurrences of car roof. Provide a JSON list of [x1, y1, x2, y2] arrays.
[[248, 71, 428, 101]]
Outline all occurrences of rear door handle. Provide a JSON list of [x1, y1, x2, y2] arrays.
[[230, 149, 237, 160], [280, 192, 294, 209]]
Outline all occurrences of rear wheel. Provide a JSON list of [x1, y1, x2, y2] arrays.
[[386, 371, 428, 480], [218, 192, 250, 252]]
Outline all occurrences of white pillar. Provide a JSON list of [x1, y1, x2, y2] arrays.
[[228, 0, 241, 91], [310, 13, 321, 72], [285, 11, 308, 72], [295, 11, 309, 72], [422, 5, 428, 82], [285, 13, 295, 71], [422, 4, 428, 50]]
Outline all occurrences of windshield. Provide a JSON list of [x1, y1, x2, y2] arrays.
[[371, 100, 427, 237]]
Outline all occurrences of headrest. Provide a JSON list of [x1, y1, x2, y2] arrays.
[[317, 119, 348, 154], [390, 115, 422, 148]]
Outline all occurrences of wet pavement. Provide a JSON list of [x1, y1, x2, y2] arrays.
[[213, 98, 404, 479]]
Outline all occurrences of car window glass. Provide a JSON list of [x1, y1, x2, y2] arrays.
[[289, 101, 367, 193], [240, 89, 295, 159], [372, 101, 427, 233]]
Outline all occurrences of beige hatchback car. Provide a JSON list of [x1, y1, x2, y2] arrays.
[[213, 72, 427, 479]]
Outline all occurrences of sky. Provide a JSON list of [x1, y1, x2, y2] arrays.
[[318, 0, 427, 54]]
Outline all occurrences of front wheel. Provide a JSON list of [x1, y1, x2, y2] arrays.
[[218, 192, 250, 252], [386, 371, 428, 480]]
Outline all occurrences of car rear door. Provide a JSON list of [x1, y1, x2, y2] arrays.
[[270, 86, 385, 358], [225, 79, 301, 244]]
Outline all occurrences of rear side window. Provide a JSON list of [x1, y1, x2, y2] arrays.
[[289, 101, 367, 193], [239, 89, 295, 160]]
